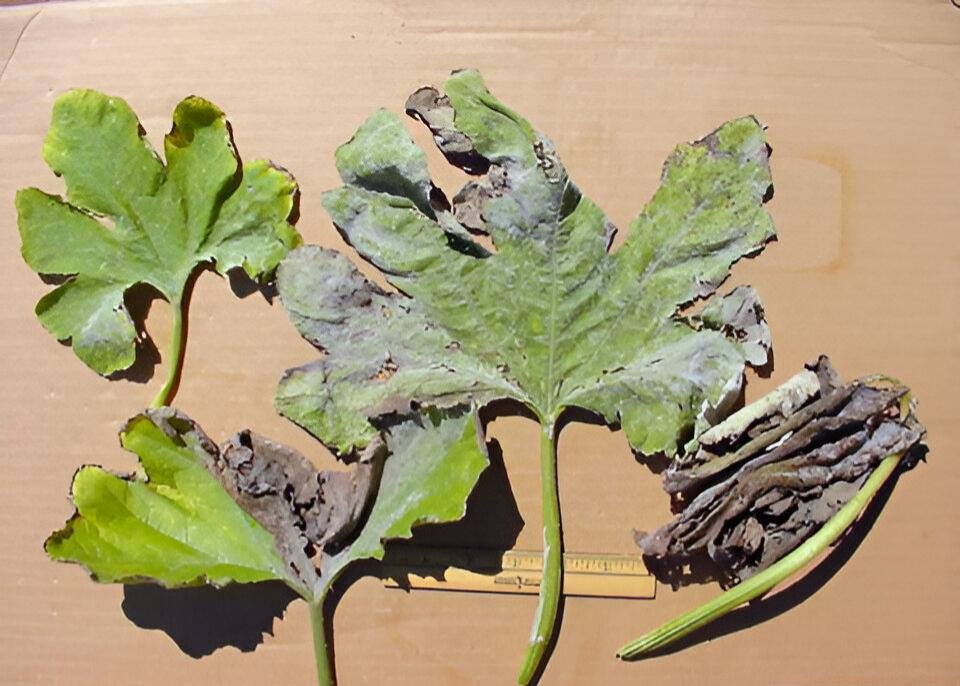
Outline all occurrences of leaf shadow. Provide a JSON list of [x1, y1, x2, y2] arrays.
[[755, 346, 775, 379], [105, 282, 164, 384], [630, 446, 924, 659], [226, 266, 279, 303], [98, 258, 285, 389], [316, 429, 527, 684], [379, 431, 526, 584], [121, 580, 299, 658]]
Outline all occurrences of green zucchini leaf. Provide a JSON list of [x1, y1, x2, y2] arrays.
[[17, 90, 301, 377]]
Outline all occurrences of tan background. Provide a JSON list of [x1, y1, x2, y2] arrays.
[[1, 1, 958, 684]]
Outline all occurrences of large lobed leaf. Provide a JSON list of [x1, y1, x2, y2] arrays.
[[17, 90, 301, 375], [46, 407, 488, 602], [277, 69, 775, 458]]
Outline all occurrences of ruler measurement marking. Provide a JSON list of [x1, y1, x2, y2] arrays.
[[380, 547, 656, 599]]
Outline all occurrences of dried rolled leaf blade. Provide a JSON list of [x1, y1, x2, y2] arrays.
[[619, 448, 911, 660], [619, 357, 925, 660], [275, 68, 777, 683], [637, 355, 926, 588]]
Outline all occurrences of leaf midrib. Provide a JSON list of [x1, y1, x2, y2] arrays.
[[542, 185, 562, 423], [92, 478, 284, 578]]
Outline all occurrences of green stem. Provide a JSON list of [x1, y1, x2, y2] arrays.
[[150, 294, 185, 408], [617, 451, 904, 660], [518, 421, 562, 685], [309, 593, 335, 686]]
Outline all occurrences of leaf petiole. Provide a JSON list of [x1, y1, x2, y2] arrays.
[[309, 592, 335, 686], [518, 421, 563, 685], [150, 293, 186, 408], [617, 450, 905, 660]]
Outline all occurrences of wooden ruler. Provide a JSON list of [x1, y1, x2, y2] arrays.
[[381, 546, 656, 599]]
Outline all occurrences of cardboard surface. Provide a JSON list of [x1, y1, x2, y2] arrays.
[[1, 1, 957, 683]]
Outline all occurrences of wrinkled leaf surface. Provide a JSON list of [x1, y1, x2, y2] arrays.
[[277, 69, 775, 458]]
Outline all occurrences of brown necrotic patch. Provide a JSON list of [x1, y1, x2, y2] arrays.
[[371, 356, 399, 382], [636, 356, 925, 588]]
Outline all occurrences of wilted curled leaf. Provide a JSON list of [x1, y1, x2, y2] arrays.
[[46, 406, 488, 605], [17, 90, 301, 390], [45, 408, 306, 592], [638, 356, 926, 586], [217, 430, 378, 560]]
